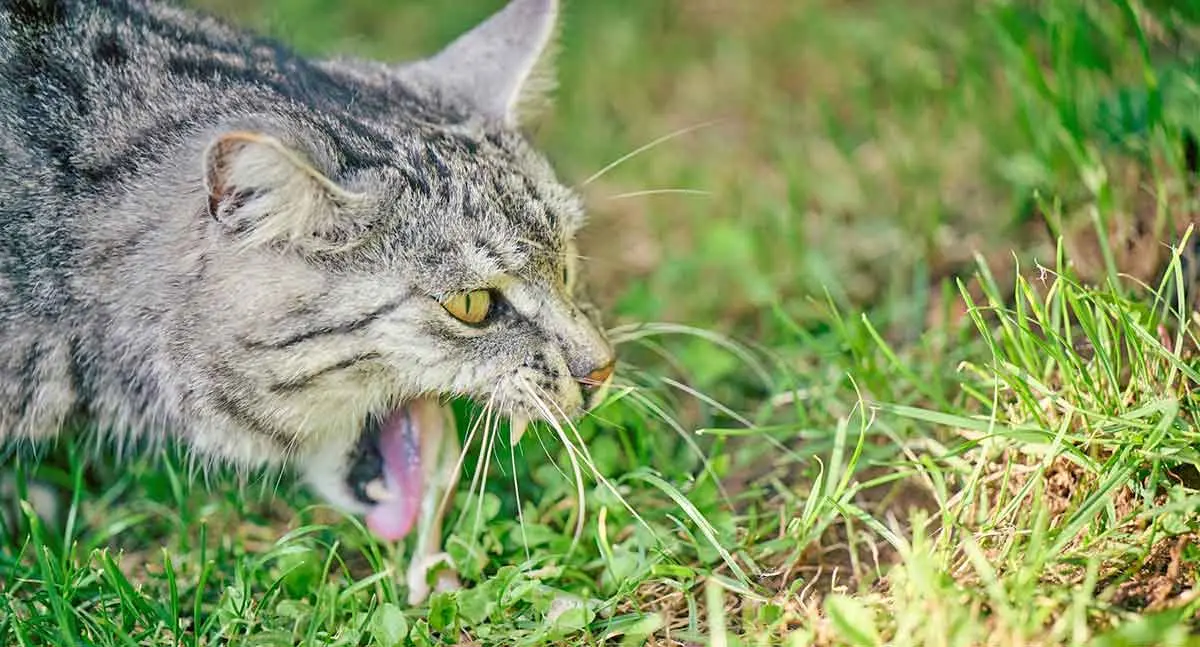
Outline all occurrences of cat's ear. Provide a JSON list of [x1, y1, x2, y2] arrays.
[[408, 0, 560, 126], [203, 131, 365, 250]]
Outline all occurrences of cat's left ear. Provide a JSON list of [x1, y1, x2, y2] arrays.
[[203, 131, 367, 252], [407, 0, 560, 126]]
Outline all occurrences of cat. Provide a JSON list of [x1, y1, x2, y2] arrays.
[[0, 0, 615, 603]]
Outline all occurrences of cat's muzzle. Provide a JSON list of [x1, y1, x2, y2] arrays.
[[339, 358, 616, 541]]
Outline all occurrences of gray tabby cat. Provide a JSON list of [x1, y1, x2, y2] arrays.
[[0, 0, 615, 602]]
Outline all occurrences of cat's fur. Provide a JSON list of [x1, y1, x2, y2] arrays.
[[0, 0, 614, 566]]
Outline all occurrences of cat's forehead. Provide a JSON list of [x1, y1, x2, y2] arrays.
[[381, 126, 581, 293]]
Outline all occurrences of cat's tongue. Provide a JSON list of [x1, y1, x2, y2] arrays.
[[365, 406, 424, 541]]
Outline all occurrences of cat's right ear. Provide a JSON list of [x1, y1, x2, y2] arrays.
[[404, 0, 560, 126], [203, 131, 366, 251]]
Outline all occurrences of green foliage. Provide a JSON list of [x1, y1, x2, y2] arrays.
[[5, 0, 1200, 644]]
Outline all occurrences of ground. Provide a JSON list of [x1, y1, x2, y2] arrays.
[[3, 0, 1200, 645]]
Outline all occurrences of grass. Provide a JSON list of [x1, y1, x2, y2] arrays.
[[4, 0, 1200, 644]]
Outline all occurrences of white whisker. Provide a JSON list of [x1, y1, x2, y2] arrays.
[[607, 321, 774, 388], [528, 382, 657, 541], [604, 188, 713, 201], [470, 401, 501, 538], [621, 388, 733, 507], [660, 377, 755, 428], [515, 379, 588, 549], [447, 395, 494, 534], [579, 118, 729, 187], [509, 429, 530, 562], [515, 237, 593, 262], [530, 421, 572, 482]]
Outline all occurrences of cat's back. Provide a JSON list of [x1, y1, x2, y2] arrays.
[[0, 0, 385, 198]]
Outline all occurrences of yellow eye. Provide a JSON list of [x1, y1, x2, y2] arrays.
[[441, 290, 492, 324]]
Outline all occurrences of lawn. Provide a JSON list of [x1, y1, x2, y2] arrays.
[[4, 0, 1200, 645]]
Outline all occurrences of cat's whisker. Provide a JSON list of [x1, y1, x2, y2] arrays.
[[515, 379, 587, 548], [572, 379, 640, 429], [469, 400, 501, 538], [611, 375, 648, 390], [495, 378, 567, 482], [628, 369, 807, 472], [514, 236, 593, 263], [507, 418, 532, 562], [269, 459, 291, 502], [620, 388, 733, 508], [659, 377, 756, 429], [603, 188, 713, 201], [449, 397, 494, 534], [619, 340, 698, 387], [514, 236, 549, 253], [528, 382, 656, 541], [455, 400, 497, 542], [577, 396, 629, 428], [606, 321, 774, 388], [579, 118, 729, 187], [528, 416, 572, 483]]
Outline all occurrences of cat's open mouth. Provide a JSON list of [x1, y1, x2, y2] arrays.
[[334, 396, 469, 601], [345, 396, 528, 542], [346, 397, 444, 541], [361, 405, 424, 540]]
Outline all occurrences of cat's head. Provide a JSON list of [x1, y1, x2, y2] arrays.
[[177, 0, 613, 537]]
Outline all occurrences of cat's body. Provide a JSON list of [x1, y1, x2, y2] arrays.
[[0, 0, 614, 602]]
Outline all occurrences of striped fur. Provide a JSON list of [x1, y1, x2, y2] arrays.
[[0, 0, 614, 520]]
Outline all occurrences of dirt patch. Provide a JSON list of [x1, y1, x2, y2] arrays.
[[1109, 533, 1198, 613], [1043, 456, 1095, 516], [978, 449, 1199, 616], [616, 463, 940, 643], [622, 572, 828, 646]]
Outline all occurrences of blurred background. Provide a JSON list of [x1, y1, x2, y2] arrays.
[[4, 2, 1200, 643], [191, 0, 1043, 340], [191, 0, 1200, 346]]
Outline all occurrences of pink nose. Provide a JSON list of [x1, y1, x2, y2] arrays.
[[579, 360, 615, 391]]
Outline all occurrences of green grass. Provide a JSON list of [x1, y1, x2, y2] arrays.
[[5, 0, 1200, 645]]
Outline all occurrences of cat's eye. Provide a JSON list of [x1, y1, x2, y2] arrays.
[[562, 242, 579, 291], [441, 290, 493, 324]]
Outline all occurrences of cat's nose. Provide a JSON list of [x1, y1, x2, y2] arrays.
[[575, 359, 615, 393]]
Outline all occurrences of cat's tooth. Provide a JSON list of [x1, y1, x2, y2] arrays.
[[509, 415, 529, 444], [365, 478, 395, 503]]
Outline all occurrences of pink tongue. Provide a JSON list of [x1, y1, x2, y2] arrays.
[[365, 407, 423, 541]]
